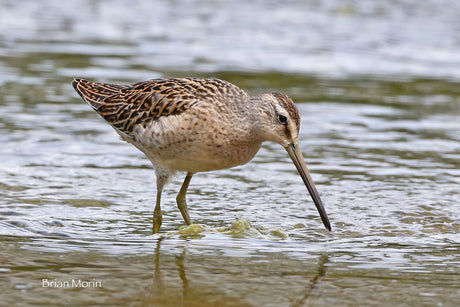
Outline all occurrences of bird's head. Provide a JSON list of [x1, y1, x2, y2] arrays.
[[255, 92, 331, 231], [255, 92, 301, 147]]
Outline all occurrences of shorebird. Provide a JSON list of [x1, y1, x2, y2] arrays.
[[72, 77, 331, 233]]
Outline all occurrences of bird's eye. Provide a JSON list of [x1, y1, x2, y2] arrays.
[[278, 114, 288, 124]]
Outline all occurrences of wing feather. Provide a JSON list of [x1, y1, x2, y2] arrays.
[[72, 77, 248, 134]]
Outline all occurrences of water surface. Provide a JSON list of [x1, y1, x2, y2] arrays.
[[1, 1, 460, 306]]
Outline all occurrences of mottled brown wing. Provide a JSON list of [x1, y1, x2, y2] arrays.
[[72, 78, 205, 134], [117, 78, 206, 132], [73, 77, 248, 134]]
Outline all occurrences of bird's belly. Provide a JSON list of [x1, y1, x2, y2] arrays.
[[157, 141, 261, 173], [129, 123, 262, 173]]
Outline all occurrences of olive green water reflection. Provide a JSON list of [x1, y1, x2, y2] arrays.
[[2, 231, 459, 306]]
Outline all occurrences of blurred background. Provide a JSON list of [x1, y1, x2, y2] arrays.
[[1, 1, 459, 306], [2, 0, 460, 80]]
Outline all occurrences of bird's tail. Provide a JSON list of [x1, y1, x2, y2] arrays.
[[72, 78, 128, 110], [72, 78, 139, 134]]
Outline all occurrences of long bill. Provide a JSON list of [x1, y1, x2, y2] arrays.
[[285, 142, 331, 231]]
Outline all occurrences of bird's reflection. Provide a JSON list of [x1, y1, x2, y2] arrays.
[[175, 246, 189, 300], [293, 253, 329, 306], [152, 238, 329, 306], [152, 238, 164, 294], [152, 238, 190, 304]]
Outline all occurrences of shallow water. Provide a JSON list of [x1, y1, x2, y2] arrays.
[[1, 1, 460, 306]]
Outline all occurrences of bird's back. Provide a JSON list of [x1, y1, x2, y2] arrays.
[[72, 77, 249, 134]]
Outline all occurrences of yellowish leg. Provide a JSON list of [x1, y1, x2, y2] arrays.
[[153, 175, 167, 234], [153, 188, 163, 234], [176, 172, 193, 225]]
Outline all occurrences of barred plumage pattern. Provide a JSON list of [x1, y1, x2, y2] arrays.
[[73, 77, 249, 133]]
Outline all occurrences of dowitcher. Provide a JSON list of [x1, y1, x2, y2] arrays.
[[72, 77, 331, 233]]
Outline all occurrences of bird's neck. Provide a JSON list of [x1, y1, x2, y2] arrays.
[[248, 96, 277, 144]]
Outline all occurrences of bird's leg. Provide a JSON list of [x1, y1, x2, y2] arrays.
[[153, 175, 167, 234], [153, 189, 162, 234], [176, 172, 193, 225]]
